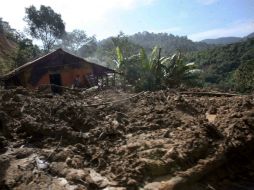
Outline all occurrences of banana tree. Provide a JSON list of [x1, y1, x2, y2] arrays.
[[137, 46, 165, 90], [115, 46, 124, 70], [114, 46, 143, 87], [115, 46, 201, 91], [161, 52, 199, 87]]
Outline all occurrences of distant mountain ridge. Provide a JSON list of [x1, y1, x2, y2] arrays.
[[201, 32, 254, 45], [245, 32, 254, 39], [127, 31, 211, 55]]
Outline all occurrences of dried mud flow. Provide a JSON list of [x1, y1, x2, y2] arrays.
[[0, 87, 254, 190]]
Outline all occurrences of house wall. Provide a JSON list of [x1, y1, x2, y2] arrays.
[[20, 63, 94, 89], [35, 65, 93, 88]]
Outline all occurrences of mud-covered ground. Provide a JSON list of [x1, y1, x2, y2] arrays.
[[0, 87, 253, 190]]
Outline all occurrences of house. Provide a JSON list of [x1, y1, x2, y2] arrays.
[[1, 48, 115, 92]]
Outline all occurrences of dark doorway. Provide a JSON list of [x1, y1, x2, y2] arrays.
[[49, 73, 62, 94]]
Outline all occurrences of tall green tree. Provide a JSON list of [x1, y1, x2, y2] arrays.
[[24, 5, 65, 52]]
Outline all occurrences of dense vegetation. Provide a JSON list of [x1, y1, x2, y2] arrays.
[[0, 18, 41, 74], [115, 46, 200, 91], [0, 18, 16, 74], [187, 37, 254, 92]]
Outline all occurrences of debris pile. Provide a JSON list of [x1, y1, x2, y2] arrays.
[[0, 87, 253, 190]]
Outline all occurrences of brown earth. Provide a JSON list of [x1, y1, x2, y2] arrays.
[[0, 87, 254, 190]]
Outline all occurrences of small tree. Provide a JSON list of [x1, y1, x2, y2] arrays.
[[24, 5, 65, 52]]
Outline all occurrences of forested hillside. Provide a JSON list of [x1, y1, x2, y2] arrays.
[[96, 32, 211, 57], [0, 35, 16, 75], [187, 37, 254, 91], [201, 37, 242, 45], [246, 32, 254, 39], [0, 18, 41, 75], [128, 31, 211, 54], [0, 19, 17, 74]]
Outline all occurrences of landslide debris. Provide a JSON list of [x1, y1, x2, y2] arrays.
[[0, 87, 253, 190]]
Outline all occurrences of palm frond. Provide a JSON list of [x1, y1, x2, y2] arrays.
[[116, 46, 123, 68]]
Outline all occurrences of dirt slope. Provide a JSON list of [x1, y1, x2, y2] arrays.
[[0, 88, 253, 190]]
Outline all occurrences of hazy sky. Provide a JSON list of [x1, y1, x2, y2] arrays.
[[0, 0, 254, 41]]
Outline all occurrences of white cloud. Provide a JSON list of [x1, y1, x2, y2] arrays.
[[0, 0, 155, 35], [189, 20, 254, 41], [197, 0, 219, 5]]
